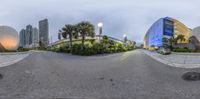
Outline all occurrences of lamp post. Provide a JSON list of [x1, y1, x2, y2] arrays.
[[97, 22, 103, 41], [123, 34, 127, 44]]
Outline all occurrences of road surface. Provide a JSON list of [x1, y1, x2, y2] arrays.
[[0, 50, 200, 99]]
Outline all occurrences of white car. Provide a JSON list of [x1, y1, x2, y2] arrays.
[[157, 48, 171, 55]]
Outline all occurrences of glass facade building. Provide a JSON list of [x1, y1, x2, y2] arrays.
[[144, 17, 190, 49], [19, 29, 26, 48], [39, 19, 49, 47]]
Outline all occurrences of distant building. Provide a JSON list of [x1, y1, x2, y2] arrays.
[[26, 25, 33, 47], [19, 29, 26, 48], [33, 27, 39, 47], [39, 19, 49, 47], [190, 26, 200, 50]]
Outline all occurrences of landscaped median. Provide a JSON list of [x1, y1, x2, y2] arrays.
[[51, 36, 136, 56], [143, 50, 200, 68], [51, 21, 136, 56]]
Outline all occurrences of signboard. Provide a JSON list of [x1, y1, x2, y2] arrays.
[[163, 18, 174, 36]]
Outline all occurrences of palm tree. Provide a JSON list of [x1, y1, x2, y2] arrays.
[[62, 24, 75, 47], [162, 37, 175, 49], [72, 26, 79, 39], [175, 34, 186, 43], [77, 21, 95, 45]]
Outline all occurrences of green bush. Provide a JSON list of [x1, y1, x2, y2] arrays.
[[172, 47, 199, 53], [52, 36, 136, 56], [51, 44, 71, 53], [173, 48, 189, 52], [116, 43, 128, 52], [17, 47, 30, 52], [70, 42, 131, 56], [93, 43, 104, 54], [60, 44, 71, 53], [71, 44, 97, 56]]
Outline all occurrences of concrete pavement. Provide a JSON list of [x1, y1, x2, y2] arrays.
[[0, 50, 200, 99], [143, 50, 200, 68], [0, 52, 30, 67]]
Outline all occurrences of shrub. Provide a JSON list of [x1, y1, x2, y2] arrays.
[[53, 37, 135, 56], [60, 44, 71, 53], [93, 43, 104, 54], [173, 47, 189, 52], [51, 44, 71, 53], [116, 43, 128, 52], [18, 47, 30, 52], [71, 44, 98, 56]]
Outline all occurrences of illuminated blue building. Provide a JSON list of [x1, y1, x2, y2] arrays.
[[144, 17, 176, 48]]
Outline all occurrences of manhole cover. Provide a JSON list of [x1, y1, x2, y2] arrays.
[[182, 72, 200, 81]]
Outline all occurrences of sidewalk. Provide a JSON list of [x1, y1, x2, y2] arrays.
[[0, 52, 31, 67], [143, 50, 200, 68]]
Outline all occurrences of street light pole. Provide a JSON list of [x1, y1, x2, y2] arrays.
[[123, 34, 127, 44], [97, 22, 103, 41]]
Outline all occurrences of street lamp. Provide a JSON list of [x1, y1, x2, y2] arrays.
[[97, 22, 103, 41], [123, 34, 127, 44]]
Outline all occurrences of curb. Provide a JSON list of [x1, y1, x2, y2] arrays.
[[0, 51, 29, 55], [0, 52, 32, 67], [142, 50, 200, 69]]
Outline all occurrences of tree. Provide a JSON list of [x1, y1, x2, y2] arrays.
[[39, 41, 46, 50], [102, 36, 110, 51], [162, 37, 175, 49], [102, 36, 109, 45], [77, 21, 95, 45], [62, 24, 75, 47], [128, 41, 136, 49], [175, 34, 186, 43], [72, 26, 79, 39], [133, 41, 136, 48]]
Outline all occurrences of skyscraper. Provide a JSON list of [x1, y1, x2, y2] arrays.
[[33, 27, 39, 47], [19, 29, 26, 48], [26, 25, 33, 47], [39, 19, 49, 47]]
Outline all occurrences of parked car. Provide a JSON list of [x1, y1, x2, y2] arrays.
[[157, 47, 171, 55]]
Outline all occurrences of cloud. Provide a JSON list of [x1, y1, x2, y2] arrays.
[[0, 0, 200, 43]]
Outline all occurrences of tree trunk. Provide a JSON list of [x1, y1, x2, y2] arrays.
[[69, 33, 72, 48], [82, 34, 85, 45]]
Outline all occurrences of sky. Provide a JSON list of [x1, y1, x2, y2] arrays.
[[0, 0, 200, 44]]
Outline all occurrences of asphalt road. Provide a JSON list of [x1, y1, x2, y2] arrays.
[[0, 50, 200, 99]]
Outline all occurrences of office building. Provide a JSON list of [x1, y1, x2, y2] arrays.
[[26, 25, 33, 47], [19, 29, 26, 48], [144, 17, 191, 49], [33, 27, 39, 47], [39, 19, 49, 46]]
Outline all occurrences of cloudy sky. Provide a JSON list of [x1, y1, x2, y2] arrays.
[[0, 0, 200, 43]]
